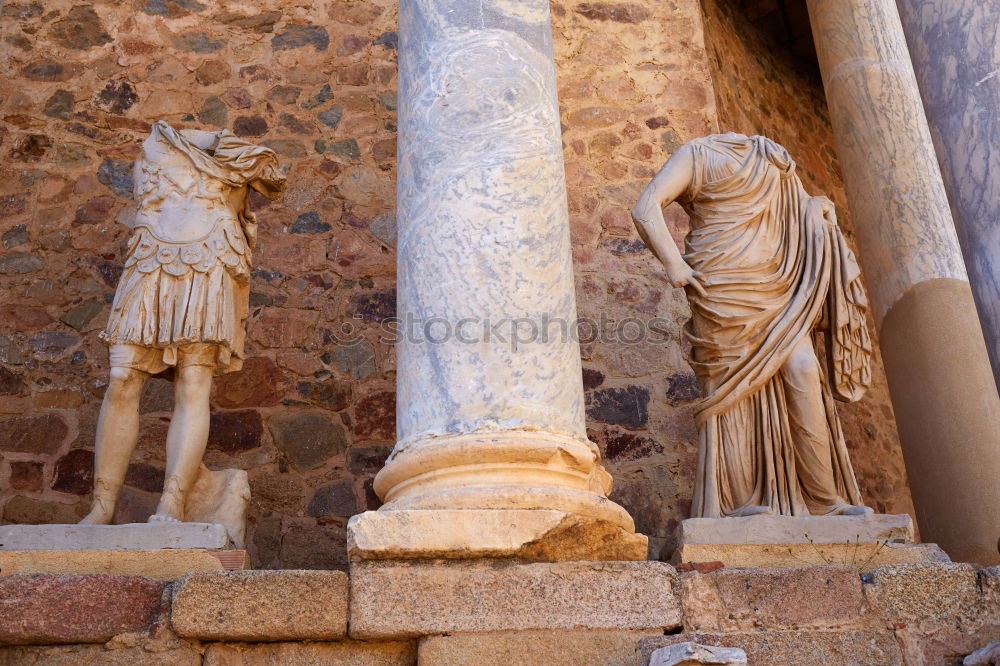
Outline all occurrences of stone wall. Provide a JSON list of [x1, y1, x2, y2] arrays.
[[0, 0, 913, 568], [700, 0, 917, 520], [552, 0, 720, 557], [0, 0, 401, 570], [1, 562, 997, 664]]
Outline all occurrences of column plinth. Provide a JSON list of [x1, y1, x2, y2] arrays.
[[348, 0, 645, 562]]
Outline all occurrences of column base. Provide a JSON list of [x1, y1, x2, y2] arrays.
[[347, 509, 649, 562]]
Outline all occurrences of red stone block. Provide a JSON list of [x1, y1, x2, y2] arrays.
[[0, 574, 165, 645]]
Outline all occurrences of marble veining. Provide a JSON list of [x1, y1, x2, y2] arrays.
[[897, 0, 1000, 386], [807, 0, 968, 325], [395, 0, 585, 443]]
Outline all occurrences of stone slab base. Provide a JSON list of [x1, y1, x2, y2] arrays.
[[349, 560, 681, 639], [640, 631, 904, 666], [348, 509, 648, 562], [418, 629, 661, 666], [171, 571, 349, 641], [672, 514, 914, 547], [665, 513, 946, 569], [0, 548, 246, 580], [672, 542, 950, 569], [0, 522, 231, 550], [0, 563, 994, 663]]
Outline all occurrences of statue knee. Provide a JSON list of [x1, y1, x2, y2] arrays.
[[106, 367, 146, 401], [174, 365, 213, 404], [784, 345, 820, 384]]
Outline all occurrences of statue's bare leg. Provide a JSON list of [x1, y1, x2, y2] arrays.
[[149, 364, 213, 523], [781, 339, 872, 515], [80, 367, 149, 524]]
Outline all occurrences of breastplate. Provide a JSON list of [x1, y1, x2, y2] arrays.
[[133, 154, 234, 244], [125, 159, 249, 278]]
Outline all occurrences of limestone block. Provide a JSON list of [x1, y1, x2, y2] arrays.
[[202, 641, 416, 666], [679, 566, 865, 633], [0, 522, 230, 550], [863, 563, 991, 627], [0, 549, 235, 580], [672, 542, 948, 569], [863, 563, 1000, 664], [349, 560, 681, 639], [348, 509, 648, 562], [649, 642, 747, 666], [639, 631, 902, 666], [418, 630, 660, 666], [0, 645, 201, 666], [0, 574, 164, 645], [672, 514, 914, 547], [171, 570, 349, 641]]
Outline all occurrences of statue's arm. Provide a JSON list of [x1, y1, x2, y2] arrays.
[[631, 146, 706, 296]]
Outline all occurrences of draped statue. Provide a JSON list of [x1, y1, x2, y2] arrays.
[[80, 121, 285, 543], [632, 133, 873, 517]]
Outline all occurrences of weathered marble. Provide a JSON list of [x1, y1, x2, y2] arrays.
[[78, 122, 284, 548], [649, 642, 747, 666], [805, 1, 966, 323], [897, 1, 1000, 389], [807, 0, 1000, 565], [673, 514, 914, 546], [666, 514, 949, 569], [0, 522, 229, 550], [632, 133, 874, 519], [359, 0, 641, 552], [347, 509, 647, 562]]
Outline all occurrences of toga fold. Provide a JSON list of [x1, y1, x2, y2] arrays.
[[678, 134, 872, 517]]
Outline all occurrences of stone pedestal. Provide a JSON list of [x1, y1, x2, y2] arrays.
[[350, 0, 644, 560], [806, 0, 1000, 565], [0, 523, 246, 580], [666, 514, 950, 569], [347, 509, 647, 562]]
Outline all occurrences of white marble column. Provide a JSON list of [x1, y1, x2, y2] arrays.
[[347, 0, 645, 562], [807, 0, 1000, 564], [896, 0, 1000, 390]]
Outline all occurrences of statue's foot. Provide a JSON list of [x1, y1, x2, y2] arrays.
[[149, 492, 184, 523], [148, 513, 181, 523], [840, 504, 875, 516], [79, 504, 114, 525], [729, 504, 774, 517]]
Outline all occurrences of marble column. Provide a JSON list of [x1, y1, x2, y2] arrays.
[[896, 1, 1000, 390], [807, 0, 1000, 565], [347, 0, 646, 562]]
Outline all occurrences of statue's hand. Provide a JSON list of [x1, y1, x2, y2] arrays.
[[666, 261, 708, 297], [814, 196, 837, 226]]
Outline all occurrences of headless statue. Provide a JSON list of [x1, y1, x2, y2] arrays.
[[81, 121, 285, 532], [632, 133, 874, 518]]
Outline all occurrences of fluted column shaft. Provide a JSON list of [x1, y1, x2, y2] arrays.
[[807, 0, 1000, 564]]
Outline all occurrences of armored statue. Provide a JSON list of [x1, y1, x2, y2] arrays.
[[632, 133, 873, 518], [80, 121, 285, 544]]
